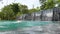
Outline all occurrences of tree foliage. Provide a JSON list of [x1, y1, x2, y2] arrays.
[[39, 0, 60, 10], [11, 3, 20, 15], [0, 3, 39, 20], [19, 5, 29, 14], [1, 5, 15, 20]]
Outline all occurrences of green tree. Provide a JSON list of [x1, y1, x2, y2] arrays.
[[19, 5, 29, 14], [39, 0, 60, 9], [11, 3, 20, 15], [1, 3, 29, 20], [29, 9, 38, 13], [1, 5, 15, 20], [39, 0, 55, 10], [0, 12, 4, 20], [0, 3, 40, 20]]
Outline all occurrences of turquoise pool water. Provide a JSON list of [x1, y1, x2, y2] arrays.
[[0, 21, 54, 31], [0, 21, 60, 34]]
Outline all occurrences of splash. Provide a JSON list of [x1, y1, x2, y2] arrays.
[[16, 20, 22, 23]]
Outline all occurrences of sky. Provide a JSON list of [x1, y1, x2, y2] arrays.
[[0, 0, 40, 9]]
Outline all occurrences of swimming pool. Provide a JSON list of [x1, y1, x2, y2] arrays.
[[0, 21, 60, 34], [0, 21, 53, 31]]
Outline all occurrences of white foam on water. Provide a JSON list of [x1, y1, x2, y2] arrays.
[[11, 20, 22, 23], [16, 20, 22, 23], [17, 21, 22, 22], [0, 26, 7, 28]]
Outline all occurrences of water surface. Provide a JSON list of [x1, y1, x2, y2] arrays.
[[0, 21, 60, 34]]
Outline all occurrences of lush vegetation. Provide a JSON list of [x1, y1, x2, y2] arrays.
[[0, 0, 60, 20], [0, 3, 40, 20], [39, 0, 60, 10]]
